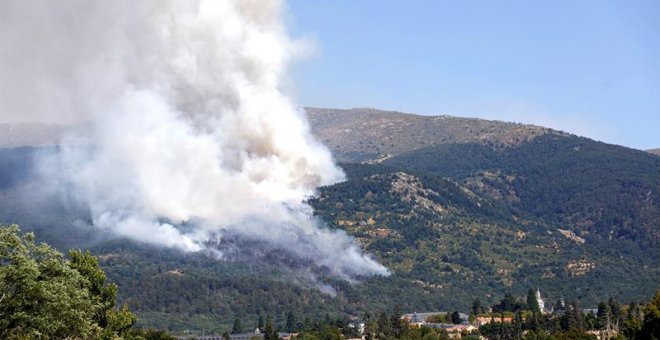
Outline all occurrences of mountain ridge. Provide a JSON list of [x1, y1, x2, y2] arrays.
[[0, 107, 657, 332], [306, 107, 572, 162], [3, 107, 648, 155]]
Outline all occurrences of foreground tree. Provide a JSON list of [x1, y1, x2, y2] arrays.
[[0, 225, 138, 339], [640, 290, 660, 340], [68, 248, 137, 338]]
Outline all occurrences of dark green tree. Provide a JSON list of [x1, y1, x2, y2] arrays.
[[596, 302, 610, 330], [232, 317, 243, 334], [472, 298, 484, 315], [494, 293, 522, 312], [264, 315, 278, 340], [451, 311, 462, 324], [364, 318, 378, 340], [377, 312, 392, 339], [0, 225, 137, 339], [608, 297, 623, 331], [527, 289, 541, 314], [68, 249, 137, 339], [286, 311, 296, 333], [622, 302, 643, 339], [513, 311, 523, 340], [584, 311, 597, 330], [561, 301, 585, 331], [0, 225, 98, 338], [390, 307, 406, 338], [521, 329, 554, 340], [640, 290, 660, 340], [622, 316, 642, 340]]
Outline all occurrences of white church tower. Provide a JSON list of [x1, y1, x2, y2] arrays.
[[536, 288, 545, 313]]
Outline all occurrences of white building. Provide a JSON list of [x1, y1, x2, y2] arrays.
[[536, 288, 545, 313]]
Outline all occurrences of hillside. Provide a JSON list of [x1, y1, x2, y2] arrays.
[[0, 108, 658, 332], [306, 107, 562, 162], [312, 163, 659, 304], [309, 108, 659, 242], [384, 136, 659, 243]]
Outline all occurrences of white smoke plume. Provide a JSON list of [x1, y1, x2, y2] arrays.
[[0, 0, 389, 278]]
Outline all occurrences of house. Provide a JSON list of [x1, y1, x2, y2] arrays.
[[401, 312, 477, 339], [402, 312, 442, 324], [445, 324, 477, 333], [347, 319, 365, 335], [473, 316, 513, 326], [415, 323, 478, 339]]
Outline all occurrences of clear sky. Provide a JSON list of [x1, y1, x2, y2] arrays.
[[286, 0, 660, 150]]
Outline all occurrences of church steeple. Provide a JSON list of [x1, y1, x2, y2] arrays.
[[535, 288, 545, 313]]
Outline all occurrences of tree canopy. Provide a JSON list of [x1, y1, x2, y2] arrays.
[[0, 224, 150, 339]]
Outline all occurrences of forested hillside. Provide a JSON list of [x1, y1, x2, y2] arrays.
[[384, 135, 659, 245], [0, 109, 657, 333]]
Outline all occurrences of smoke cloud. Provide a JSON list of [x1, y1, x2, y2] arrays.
[[0, 0, 388, 278]]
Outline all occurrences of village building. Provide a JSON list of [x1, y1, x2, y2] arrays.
[[402, 312, 476, 338], [347, 319, 366, 335], [536, 288, 545, 313], [473, 316, 513, 326]]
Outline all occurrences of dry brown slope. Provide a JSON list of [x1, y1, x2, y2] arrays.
[[305, 107, 561, 162], [647, 148, 660, 156]]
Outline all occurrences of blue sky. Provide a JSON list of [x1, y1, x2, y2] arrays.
[[286, 1, 659, 150]]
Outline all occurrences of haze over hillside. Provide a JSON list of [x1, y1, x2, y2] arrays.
[[306, 107, 566, 163], [0, 106, 658, 331], [7, 107, 652, 160], [1, 107, 656, 253], [0, 107, 614, 152]]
